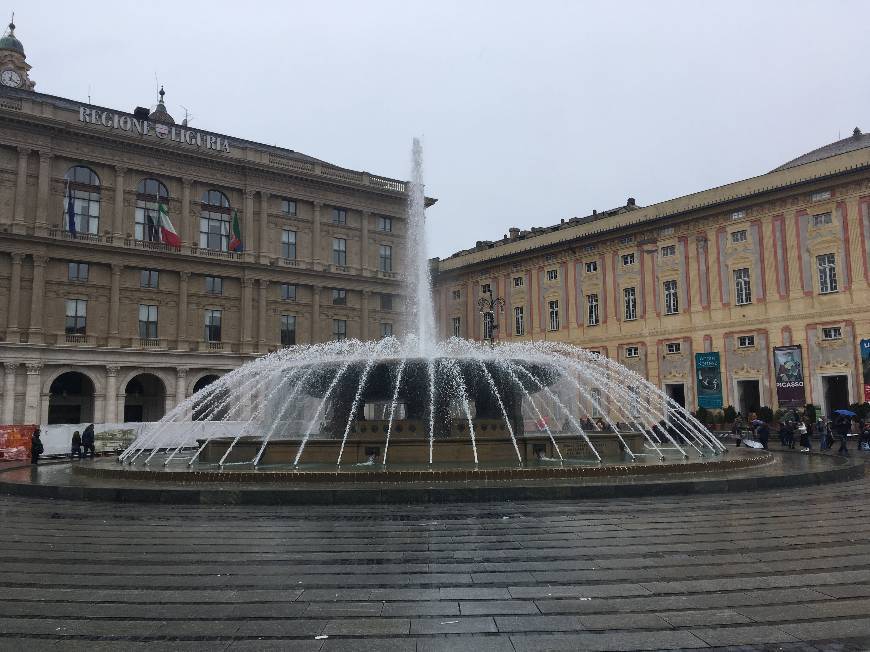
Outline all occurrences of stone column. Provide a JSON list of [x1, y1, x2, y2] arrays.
[[241, 278, 253, 352], [258, 191, 270, 264], [12, 146, 29, 228], [105, 365, 119, 423], [6, 253, 23, 340], [257, 279, 269, 352], [361, 290, 370, 340], [177, 271, 189, 350], [108, 264, 122, 347], [175, 367, 188, 408], [3, 362, 19, 424], [28, 255, 47, 344], [360, 211, 370, 272], [23, 362, 42, 425], [312, 202, 322, 266], [35, 151, 52, 234], [112, 166, 126, 238], [181, 179, 192, 247], [310, 284, 321, 344], [244, 189, 255, 257]]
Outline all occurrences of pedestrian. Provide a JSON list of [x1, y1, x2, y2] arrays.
[[81, 423, 96, 459], [798, 420, 810, 452], [70, 431, 82, 459], [860, 421, 870, 451], [780, 420, 795, 449], [30, 428, 44, 465], [757, 420, 770, 450], [836, 416, 851, 456]]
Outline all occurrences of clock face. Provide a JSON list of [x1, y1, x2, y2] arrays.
[[0, 69, 22, 88]]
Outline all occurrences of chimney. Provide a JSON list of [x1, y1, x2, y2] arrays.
[[508, 227, 520, 241], [627, 197, 636, 207]]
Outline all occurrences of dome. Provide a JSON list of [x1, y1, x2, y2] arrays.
[[148, 86, 175, 125], [0, 21, 24, 55], [773, 127, 870, 172]]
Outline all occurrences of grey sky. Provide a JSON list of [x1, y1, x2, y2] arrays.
[[15, 0, 870, 258]]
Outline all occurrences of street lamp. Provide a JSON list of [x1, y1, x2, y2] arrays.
[[478, 290, 505, 347]]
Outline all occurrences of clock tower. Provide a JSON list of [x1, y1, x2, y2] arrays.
[[0, 19, 35, 90]]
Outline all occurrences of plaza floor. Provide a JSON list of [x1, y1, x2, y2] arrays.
[[3, 457, 870, 650]]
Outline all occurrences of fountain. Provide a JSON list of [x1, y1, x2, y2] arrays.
[[117, 139, 731, 477]]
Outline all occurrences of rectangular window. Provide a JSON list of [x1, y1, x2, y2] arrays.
[[199, 214, 229, 252], [731, 229, 748, 244], [281, 229, 297, 259], [332, 319, 347, 340], [812, 190, 832, 202], [734, 268, 752, 305], [381, 322, 393, 338], [582, 244, 596, 253], [452, 289, 461, 300], [661, 245, 676, 257], [452, 317, 461, 337], [140, 269, 159, 289], [822, 326, 843, 340], [664, 280, 679, 315], [625, 345, 639, 358], [332, 289, 347, 305], [546, 269, 559, 281], [585, 261, 598, 273], [379, 245, 392, 272], [624, 287, 637, 320], [332, 238, 347, 266], [590, 387, 602, 418], [666, 342, 681, 354], [812, 212, 833, 226], [622, 253, 635, 266], [620, 235, 634, 245], [659, 227, 674, 237], [332, 208, 347, 224], [68, 262, 89, 282], [586, 294, 599, 326], [281, 199, 297, 216], [281, 283, 297, 300], [380, 294, 393, 310], [204, 309, 222, 342], [378, 216, 392, 232], [138, 304, 158, 340], [481, 283, 491, 295], [731, 209, 746, 220], [817, 253, 838, 293], [482, 312, 495, 340], [738, 335, 755, 348], [548, 300, 560, 331], [514, 306, 525, 336], [65, 299, 87, 335], [280, 314, 296, 346], [205, 276, 223, 295], [513, 276, 524, 287]]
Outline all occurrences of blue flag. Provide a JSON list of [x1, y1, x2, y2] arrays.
[[66, 184, 76, 237]]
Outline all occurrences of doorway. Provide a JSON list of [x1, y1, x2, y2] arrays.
[[823, 375, 850, 418], [737, 380, 761, 418], [48, 372, 95, 424], [665, 383, 685, 408]]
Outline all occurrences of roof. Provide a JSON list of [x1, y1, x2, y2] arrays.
[[773, 127, 870, 171], [0, 22, 24, 55]]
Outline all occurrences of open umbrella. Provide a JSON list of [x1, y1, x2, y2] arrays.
[[834, 409, 857, 417], [751, 419, 765, 426], [742, 439, 764, 449]]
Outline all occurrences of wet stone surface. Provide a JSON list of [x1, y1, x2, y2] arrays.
[[3, 463, 870, 650]]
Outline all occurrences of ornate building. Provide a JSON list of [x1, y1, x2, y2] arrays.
[[434, 129, 870, 418], [0, 22, 422, 425]]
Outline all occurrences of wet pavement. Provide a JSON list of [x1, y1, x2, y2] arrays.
[[3, 460, 870, 650]]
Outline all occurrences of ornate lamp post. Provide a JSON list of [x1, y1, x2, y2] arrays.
[[478, 290, 505, 347]]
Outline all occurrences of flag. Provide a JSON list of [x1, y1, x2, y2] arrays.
[[65, 180, 76, 238], [158, 202, 181, 248], [228, 209, 243, 252]]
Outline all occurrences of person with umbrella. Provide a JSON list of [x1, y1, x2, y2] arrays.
[[752, 418, 769, 450], [833, 409, 855, 456]]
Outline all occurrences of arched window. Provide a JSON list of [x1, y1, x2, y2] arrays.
[[64, 166, 100, 235], [135, 178, 169, 242], [200, 190, 231, 251]]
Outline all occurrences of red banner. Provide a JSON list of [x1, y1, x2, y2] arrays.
[[0, 425, 37, 461]]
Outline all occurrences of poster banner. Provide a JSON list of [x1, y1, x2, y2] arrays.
[[861, 339, 870, 402], [0, 424, 37, 461], [773, 345, 806, 408], [695, 352, 723, 409]]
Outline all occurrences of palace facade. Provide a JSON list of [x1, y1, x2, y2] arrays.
[[433, 129, 870, 418], [0, 21, 421, 425]]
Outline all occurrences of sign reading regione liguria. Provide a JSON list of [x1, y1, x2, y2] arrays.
[[79, 107, 232, 154]]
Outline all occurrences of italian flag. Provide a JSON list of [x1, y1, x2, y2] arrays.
[[228, 209, 243, 252], [158, 202, 181, 248]]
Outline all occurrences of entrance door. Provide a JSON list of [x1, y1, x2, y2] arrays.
[[823, 375, 850, 418], [665, 383, 686, 408], [737, 380, 761, 418]]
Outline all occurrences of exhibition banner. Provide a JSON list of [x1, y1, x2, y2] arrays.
[[695, 352, 723, 409], [773, 345, 806, 408], [0, 424, 37, 461], [861, 339, 870, 402]]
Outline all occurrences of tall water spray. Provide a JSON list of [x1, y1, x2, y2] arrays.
[[405, 138, 436, 354]]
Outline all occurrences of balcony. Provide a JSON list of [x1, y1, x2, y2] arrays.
[[198, 341, 225, 352], [135, 338, 164, 349], [60, 333, 96, 346]]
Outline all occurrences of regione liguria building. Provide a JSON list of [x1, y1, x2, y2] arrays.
[[0, 21, 422, 425]]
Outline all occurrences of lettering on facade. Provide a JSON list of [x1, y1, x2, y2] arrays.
[[79, 107, 232, 154]]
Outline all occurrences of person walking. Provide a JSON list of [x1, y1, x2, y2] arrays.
[[70, 431, 82, 460], [836, 416, 851, 456], [798, 419, 811, 452], [30, 428, 44, 465], [757, 419, 770, 450], [81, 423, 96, 459]]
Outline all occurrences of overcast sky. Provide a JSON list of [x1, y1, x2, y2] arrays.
[[15, 1, 870, 258]]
